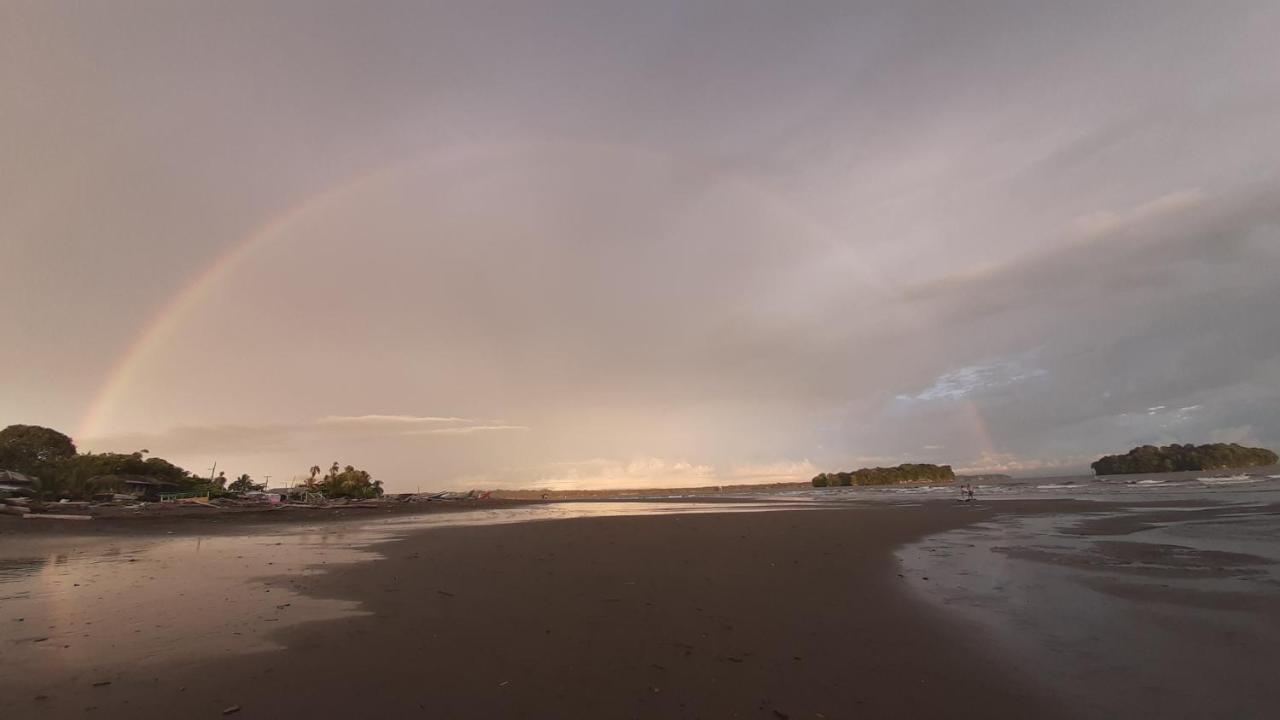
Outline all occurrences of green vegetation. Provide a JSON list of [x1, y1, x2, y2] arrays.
[[0, 424, 76, 475], [227, 473, 264, 493], [1091, 443, 1278, 475], [1, 424, 383, 501], [812, 463, 955, 487], [303, 461, 384, 499], [0, 426, 161, 497], [0, 423, 202, 498]]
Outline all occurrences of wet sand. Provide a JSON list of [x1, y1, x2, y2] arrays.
[[900, 498, 1280, 718], [0, 498, 543, 536], [1, 502, 1057, 719], [4, 496, 1279, 718]]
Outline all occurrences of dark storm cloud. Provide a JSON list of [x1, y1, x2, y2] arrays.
[[876, 180, 1280, 465]]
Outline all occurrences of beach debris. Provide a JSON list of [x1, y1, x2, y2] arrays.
[[436, 589, 455, 597], [25, 513, 92, 521], [92, 680, 112, 687], [498, 681, 509, 687], [222, 705, 242, 715]]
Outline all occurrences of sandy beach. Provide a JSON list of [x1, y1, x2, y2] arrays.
[[3, 494, 1280, 719]]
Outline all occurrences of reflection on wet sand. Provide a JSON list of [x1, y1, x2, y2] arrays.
[[0, 500, 815, 696]]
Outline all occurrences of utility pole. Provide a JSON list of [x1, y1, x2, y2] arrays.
[[264, 475, 272, 488]]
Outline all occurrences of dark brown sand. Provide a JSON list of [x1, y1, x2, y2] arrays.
[[0, 503, 1059, 719]]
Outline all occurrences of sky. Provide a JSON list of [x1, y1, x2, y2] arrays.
[[3, 1, 1280, 491]]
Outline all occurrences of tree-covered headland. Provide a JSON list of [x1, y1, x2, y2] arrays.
[[1091, 443, 1278, 475], [812, 463, 955, 487], [0, 424, 383, 500]]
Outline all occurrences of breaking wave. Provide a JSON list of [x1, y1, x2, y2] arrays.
[[1197, 475, 1263, 486]]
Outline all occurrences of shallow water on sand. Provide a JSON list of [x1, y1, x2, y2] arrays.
[[897, 492, 1280, 717]]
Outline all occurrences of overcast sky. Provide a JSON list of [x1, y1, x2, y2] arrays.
[[3, 1, 1279, 490]]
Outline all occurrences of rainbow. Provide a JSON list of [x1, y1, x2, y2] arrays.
[[75, 161, 406, 442], [76, 140, 913, 445]]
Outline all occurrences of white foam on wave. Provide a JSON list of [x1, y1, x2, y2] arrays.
[[1135, 479, 1166, 486], [1036, 483, 1077, 490], [1198, 474, 1262, 485], [890, 485, 954, 494]]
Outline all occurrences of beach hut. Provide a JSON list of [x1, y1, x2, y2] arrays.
[[266, 486, 312, 503], [87, 474, 179, 501], [0, 470, 40, 497]]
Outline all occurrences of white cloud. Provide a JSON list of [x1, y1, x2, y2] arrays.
[[317, 414, 473, 425], [900, 358, 1047, 402], [1117, 404, 1200, 430], [532, 456, 717, 490], [726, 460, 818, 482], [405, 425, 530, 435], [319, 414, 529, 437], [1073, 189, 1206, 239]]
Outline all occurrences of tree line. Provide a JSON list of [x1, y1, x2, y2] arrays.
[[0, 424, 382, 500], [1091, 443, 1278, 475], [302, 462, 384, 499], [812, 463, 955, 487]]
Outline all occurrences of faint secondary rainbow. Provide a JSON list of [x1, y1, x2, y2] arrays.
[[76, 163, 403, 443]]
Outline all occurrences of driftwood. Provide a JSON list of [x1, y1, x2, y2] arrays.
[[25, 513, 92, 521]]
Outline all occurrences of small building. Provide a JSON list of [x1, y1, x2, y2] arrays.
[[0, 470, 40, 497], [87, 475, 180, 502], [266, 486, 314, 503]]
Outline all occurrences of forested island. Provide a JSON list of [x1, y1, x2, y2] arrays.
[[1091, 443, 1279, 475], [812, 463, 955, 487]]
